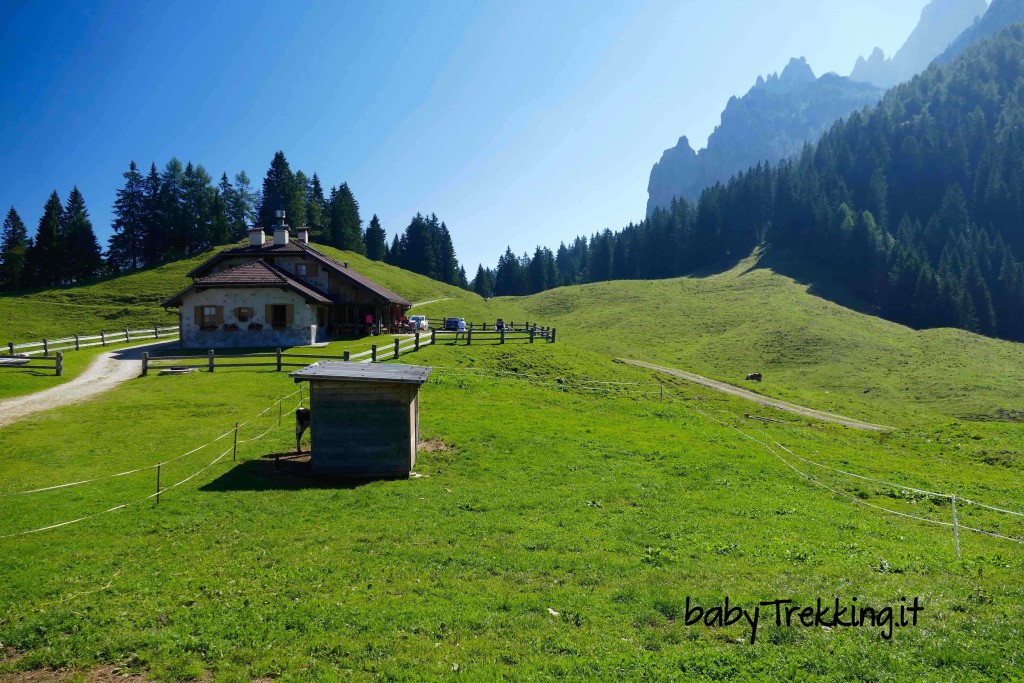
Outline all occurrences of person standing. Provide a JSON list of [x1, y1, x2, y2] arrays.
[[457, 318, 467, 342]]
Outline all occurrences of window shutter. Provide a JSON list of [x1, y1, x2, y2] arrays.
[[285, 304, 294, 325], [214, 306, 224, 325], [194, 306, 203, 325], [265, 304, 272, 324]]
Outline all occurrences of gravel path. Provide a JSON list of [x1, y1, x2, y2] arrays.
[[409, 297, 452, 309], [0, 341, 176, 429], [623, 359, 893, 431]]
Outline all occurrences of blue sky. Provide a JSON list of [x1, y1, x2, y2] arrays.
[[1, 0, 929, 271]]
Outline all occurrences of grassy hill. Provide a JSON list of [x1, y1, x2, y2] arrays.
[[1, 246, 1023, 680]]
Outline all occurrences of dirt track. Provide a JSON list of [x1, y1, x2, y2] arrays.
[[623, 359, 893, 431], [0, 341, 175, 429]]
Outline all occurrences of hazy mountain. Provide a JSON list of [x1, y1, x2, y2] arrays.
[[850, 0, 986, 87], [646, 58, 881, 215], [936, 0, 1024, 65]]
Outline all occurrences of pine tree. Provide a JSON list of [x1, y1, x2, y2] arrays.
[[230, 171, 257, 239], [108, 161, 147, 272], [24, 192, 64, 287], [0, 207, 29, 289], [258, 151, 305, 229], [159, 158, 185, 259], [141, 162, 166, 266], [472, 264, 494, 297], [306, 173, 327, 239], [364, 214, 387, 260], [61, 187, 102, 282], [328, 183, 365, 254]]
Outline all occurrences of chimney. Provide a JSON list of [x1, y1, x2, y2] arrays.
[[273, 210, 290, 246], [248, 225, 266, 247], [297, 226, 309, 244]]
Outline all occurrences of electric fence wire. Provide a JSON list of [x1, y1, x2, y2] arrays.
[[0, 389, 302, 497]]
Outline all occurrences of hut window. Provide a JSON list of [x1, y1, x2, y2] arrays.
[[270, 304, 288, 329], [295, 263, 308, 276], [235, 306, 253, 322], [197, 305, 222, 330]]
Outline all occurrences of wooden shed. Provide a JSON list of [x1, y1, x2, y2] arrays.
[[290, 362, 432, 478]]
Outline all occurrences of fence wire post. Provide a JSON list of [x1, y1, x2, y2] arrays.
[[55, 352, 63, 377], [142, 352, 149, 377], [156, 464, 161, 505], [951, 494, 962, 559], [74, 334, 80, 351], [233, 421, 239, 461]]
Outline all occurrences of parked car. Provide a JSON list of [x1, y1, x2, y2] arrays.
[[444, 317, 462, 331], [409, 315, 429, 331]]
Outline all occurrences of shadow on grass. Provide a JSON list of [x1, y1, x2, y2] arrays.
[[200, 453, 370, 491]]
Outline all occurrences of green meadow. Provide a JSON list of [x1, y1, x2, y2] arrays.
[[1, 249, 1023, 681]]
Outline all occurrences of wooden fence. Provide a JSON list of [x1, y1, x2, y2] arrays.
[[7, 325, 179, 358], [0, 352, 63, 376], [141, 325, 556, 376]]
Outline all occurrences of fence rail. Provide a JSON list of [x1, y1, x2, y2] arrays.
[[141, 324, 556, 376], [0, 352, 63, 376], [8, 325, 179, 358]]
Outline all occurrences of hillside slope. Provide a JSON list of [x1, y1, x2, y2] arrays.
[[0, 241, 479, 342]]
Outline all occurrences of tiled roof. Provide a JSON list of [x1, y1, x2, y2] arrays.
[[184, 237, 411, 305], [162, 260, 332, 307], [294, 243, 411, 305]]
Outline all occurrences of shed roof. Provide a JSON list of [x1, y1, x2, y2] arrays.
[[291, 362, 432, 385]]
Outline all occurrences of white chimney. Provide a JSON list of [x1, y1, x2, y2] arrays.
[[273, 210, 290, 246], [248, 226, 265, 247], [297, 226, 309, 244]]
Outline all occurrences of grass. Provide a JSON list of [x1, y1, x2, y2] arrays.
[[0, 343, 1022, 681], [1, 246, 1024, 680]]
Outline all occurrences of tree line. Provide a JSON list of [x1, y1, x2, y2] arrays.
[[475, 25, 1024, 342], [1, 150, 467, 291]]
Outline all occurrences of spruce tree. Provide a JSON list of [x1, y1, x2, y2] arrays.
[[364, 214, 387, 260], [306, 173, 327, 239], [108, 161, 147, 272], [258, 151, 305, 229], [0, 207, 29, 289], [328, 183, 365, 254], [141, 162, 166, 266], [61, 187, 102, 282], [230, 171, 257, 239]]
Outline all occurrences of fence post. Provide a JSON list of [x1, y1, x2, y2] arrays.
[[154, 325, 159, 339], [467, 328, 473, 346], [530, 328, 535, 343], [208, 349, 215, 372], [344, 350, 351, 362], [55, 352, 63, 377], [431, 328, 436, 345], [500, 328, 505, 344], [276, 347, 282, 372], [551, 327, 557, 344], [156, 464, 161, 505], [125, 329, 130, 343], [101, 331, 106, 347], [8, 342, 13, 356], [951, 494, 962, 559], [233, 421, 239, 461], [394, 338, 400, 359], [75, 334, 80, 351], [43, 338, 48, 357], [372, 344, 377, 362], [142, 352, 149, 377], [415, 331, 420, 351]]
